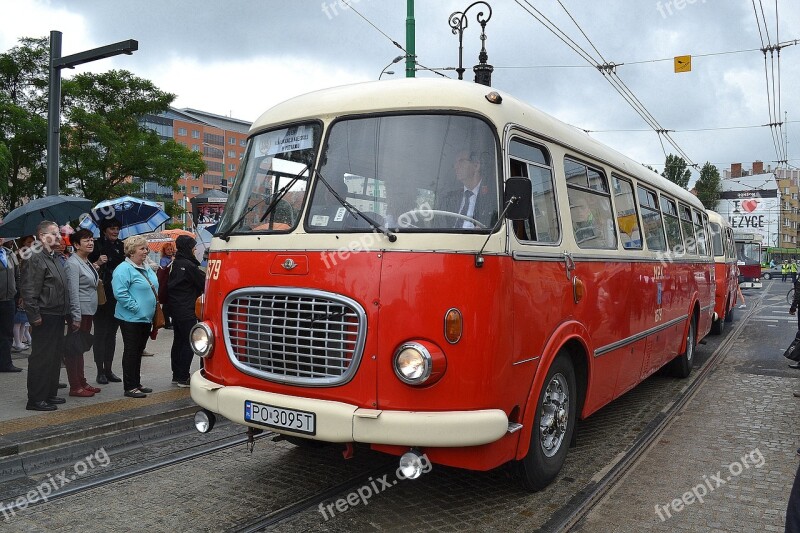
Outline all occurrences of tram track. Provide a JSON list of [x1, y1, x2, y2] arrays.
[[537, 290, 765, 532], [1, 423, 274, 516]]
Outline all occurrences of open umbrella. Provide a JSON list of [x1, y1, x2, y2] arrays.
[[0, 195, 94, 238], [79, 196, 170, 240]]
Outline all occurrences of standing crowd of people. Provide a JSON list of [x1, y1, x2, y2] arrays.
[[0, 217, 205, 411]]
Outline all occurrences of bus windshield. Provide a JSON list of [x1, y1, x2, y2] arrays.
[[216, 123, 321, 236], [306, 114, 499, 233]]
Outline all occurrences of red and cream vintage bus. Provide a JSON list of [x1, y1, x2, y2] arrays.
[[707, 210, 738, 334], [734, 232, 764, 289], [189, 79, 714, 491]]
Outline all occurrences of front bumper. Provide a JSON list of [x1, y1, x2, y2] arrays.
[[191, 371, 509, 447]]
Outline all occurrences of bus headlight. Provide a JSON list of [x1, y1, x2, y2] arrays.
[[190, 322, 214, 358], [393, 341, 446, 386]]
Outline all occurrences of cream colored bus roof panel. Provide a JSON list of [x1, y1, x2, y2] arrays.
[[249, 78, 704, 213]]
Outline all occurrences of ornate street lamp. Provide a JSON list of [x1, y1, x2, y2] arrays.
[[448, 1, 494, 86]]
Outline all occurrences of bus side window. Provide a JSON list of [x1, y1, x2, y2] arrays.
[[566, 158, 617, 250], [678, 204, 697, 254], [659, 195, 684, 253], [694, 210, 709, 256], [637, 185, 667, 251], [611, 175, 642, 249], [509, 138, 560, 243]]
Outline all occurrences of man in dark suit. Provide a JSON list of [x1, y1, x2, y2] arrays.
[[438, 150, 498, 229]]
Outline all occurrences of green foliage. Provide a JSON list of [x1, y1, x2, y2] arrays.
[[661, 154, 692, 189], [60, 70, 206, 202], [695, 162, 722, 210], [0, 37, 206, 212], [0, 37, 49, 213]]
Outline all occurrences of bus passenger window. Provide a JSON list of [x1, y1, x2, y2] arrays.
[[693, 210, 709, 255], [679, 205, 697, 254], [509, 139, 559, 243], [611, 176, 642, 249], [660, 196, 684, 253], [566, 158, 616, 250], [637, 186, 667, 251]]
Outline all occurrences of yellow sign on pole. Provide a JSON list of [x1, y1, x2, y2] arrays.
[[674, 55, 692, 73]]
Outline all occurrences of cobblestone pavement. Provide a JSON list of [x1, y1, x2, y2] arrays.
[[577, 284, 799, 532], [2, 287, 790, 532]]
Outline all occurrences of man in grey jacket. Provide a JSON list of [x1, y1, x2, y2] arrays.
[[0, 236, 22, 372], [20, 221, 70, 411]]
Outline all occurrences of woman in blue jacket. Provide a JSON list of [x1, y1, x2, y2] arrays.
[[112, 235, 158, 398]]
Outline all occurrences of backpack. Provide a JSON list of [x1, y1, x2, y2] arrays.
[[156, 262, 172, 305]]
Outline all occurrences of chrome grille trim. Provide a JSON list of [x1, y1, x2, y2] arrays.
[[223, 288, 367, 387]]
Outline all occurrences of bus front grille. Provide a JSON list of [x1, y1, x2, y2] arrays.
[[223, 289, 366, 386]]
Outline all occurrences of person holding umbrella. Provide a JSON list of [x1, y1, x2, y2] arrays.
[[20, 221, 70, 411], [88, 217, 124, 384]]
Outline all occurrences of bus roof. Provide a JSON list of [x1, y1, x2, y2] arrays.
[[706, 210, 730, 228], [251, 78, 704, 211]]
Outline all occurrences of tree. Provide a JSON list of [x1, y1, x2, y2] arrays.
[[694, 162, 722, 210], [0, 37, 49, 213], [662, 154, 692, 189], [60, 70, 205, 202]]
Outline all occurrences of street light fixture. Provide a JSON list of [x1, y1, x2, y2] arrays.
[[379, 55, 406, 80], [448, 1, 494, 86]]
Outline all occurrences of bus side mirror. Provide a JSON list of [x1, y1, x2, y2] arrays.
[[504, 177, 532, 220]]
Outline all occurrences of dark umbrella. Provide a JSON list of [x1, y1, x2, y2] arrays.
[[0, 195, 94, 237]]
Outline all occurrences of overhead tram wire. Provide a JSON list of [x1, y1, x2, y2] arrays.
[[339, 0, 449, 79], [515, 0, 698, 167], [753, 0, 788, 165], [586, 120, 800, 134]]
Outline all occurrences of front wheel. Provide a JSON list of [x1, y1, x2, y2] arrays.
[[514, 352, 577, 492], [763, 272, 772, 280]]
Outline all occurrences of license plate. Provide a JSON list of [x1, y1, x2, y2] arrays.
[[244, 400, 316, 435]]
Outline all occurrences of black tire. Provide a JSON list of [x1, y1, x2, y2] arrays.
[[670, 316, 696, 378], [763, 272, 772, 280], [514, 352, 577, 492], [710, 314, 724, 335], [724, 302, 734, 323]]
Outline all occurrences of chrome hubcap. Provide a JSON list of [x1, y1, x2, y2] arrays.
[[539, 373, 569, 458]]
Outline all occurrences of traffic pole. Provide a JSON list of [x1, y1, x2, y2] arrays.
[[405, 0, 415, 77]]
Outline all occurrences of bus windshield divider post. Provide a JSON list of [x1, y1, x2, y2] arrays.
[[475, 195, 519, 268]]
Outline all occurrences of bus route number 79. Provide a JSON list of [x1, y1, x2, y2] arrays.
[[207, 259, 222, 280]]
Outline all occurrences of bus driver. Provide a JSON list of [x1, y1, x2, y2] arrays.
[[439, 150, 497, 229]]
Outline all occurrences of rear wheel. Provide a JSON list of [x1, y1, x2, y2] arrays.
[[710, 314, 724, 335], [670, 316, 696, 378], [514, 352, 577, 492], [724, 301, 734, 323]]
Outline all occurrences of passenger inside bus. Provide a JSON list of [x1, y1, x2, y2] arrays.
[[437, 150, 498, 229]]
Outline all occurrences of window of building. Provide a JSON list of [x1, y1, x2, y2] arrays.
[[508, 138, 559, 243], [240, 139, 246, 147], [229, 136, 236, 145], [228, 163, 236, 172], [178, 127, 187, 136], [191, 144, 199, 151], [228, 150, 236, 158], [566, 158, 617, 249], [192, 130, 200, 139], [191, 186, 200, 194], [204, 133, 224, 146], [637, 186, 666, 251]]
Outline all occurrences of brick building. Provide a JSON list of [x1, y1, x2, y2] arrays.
[[141, 108, 251, 229]]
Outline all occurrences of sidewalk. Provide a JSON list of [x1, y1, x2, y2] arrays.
[[577, 295, 799, 532], [0, 327, 199, 457]]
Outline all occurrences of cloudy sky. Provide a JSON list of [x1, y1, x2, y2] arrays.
[[1, 0, 798, 182]]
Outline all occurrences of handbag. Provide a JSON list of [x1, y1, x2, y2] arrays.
[[136, 269, 165, 332], [97, 279, 107, 306], [64, 329, 94, 354], [784, 333, 800, 362]]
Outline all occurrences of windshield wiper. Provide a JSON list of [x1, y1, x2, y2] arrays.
[[315, 170, 397, 242], [216, 164, 308, 242]]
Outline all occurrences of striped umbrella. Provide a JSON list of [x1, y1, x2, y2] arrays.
[[79, 196, 170, 240]]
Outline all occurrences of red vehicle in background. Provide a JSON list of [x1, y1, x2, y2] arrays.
[[707, 211, 738, 334], [734, 232, 763, 289]]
